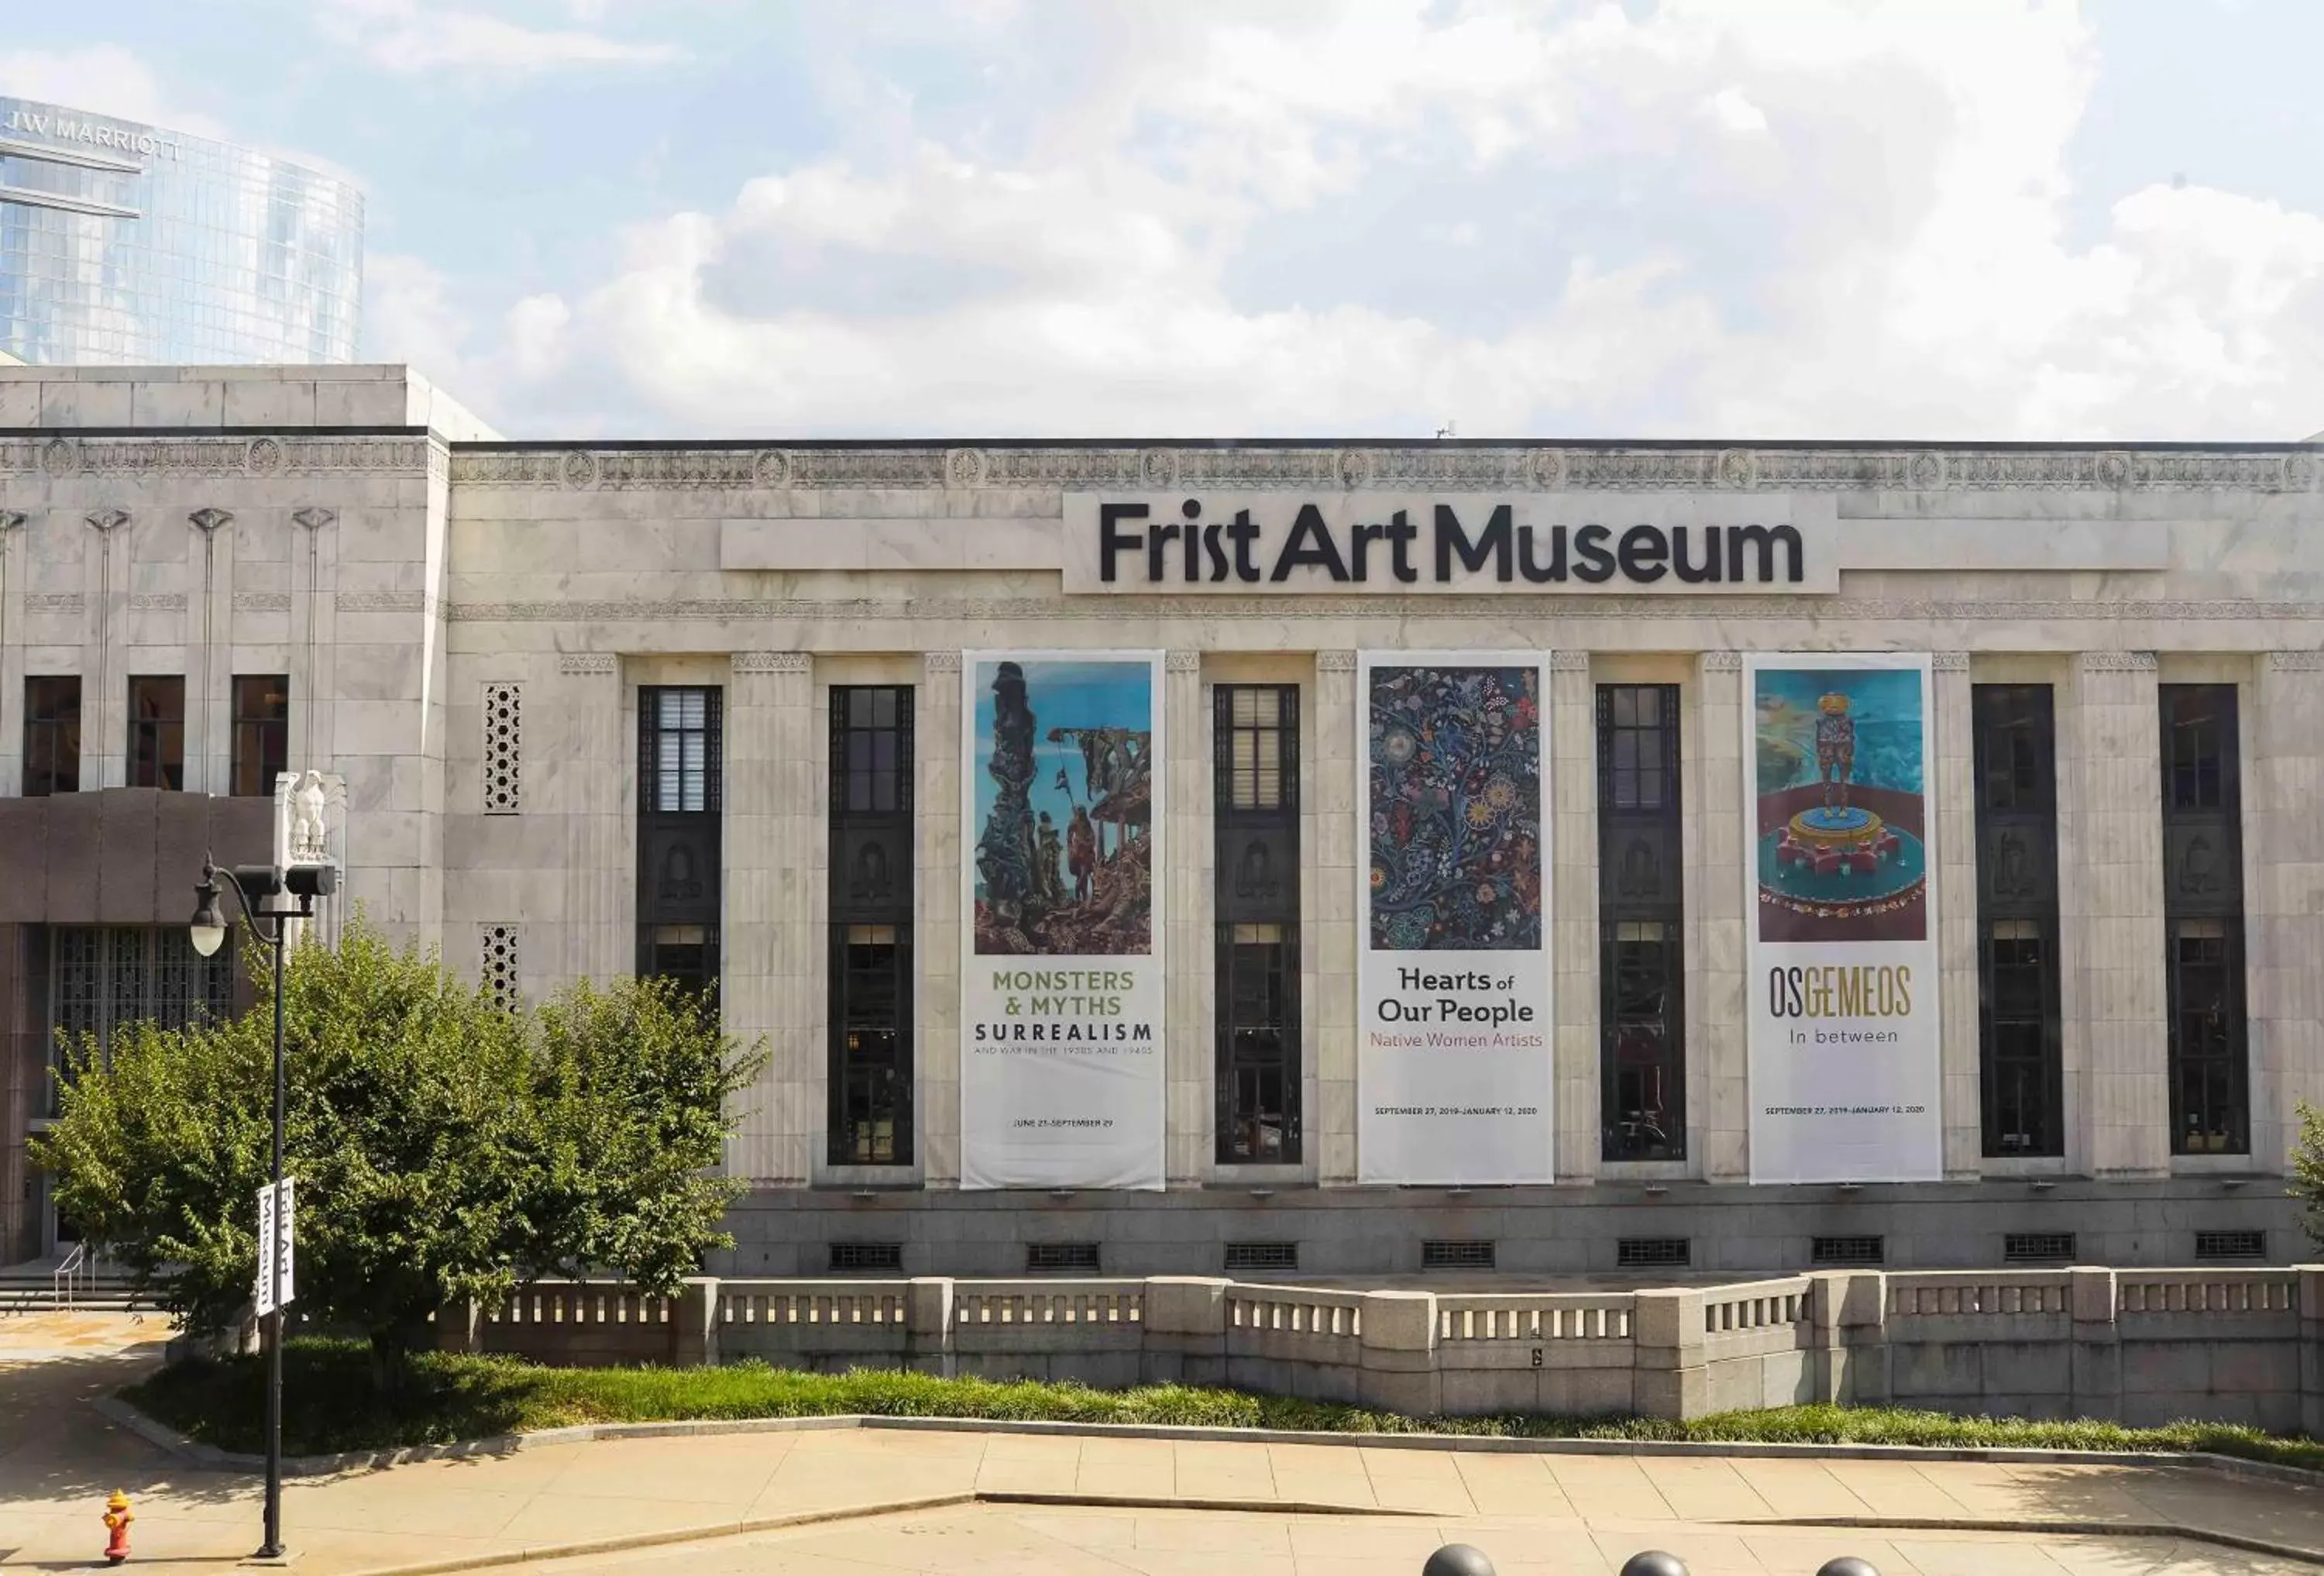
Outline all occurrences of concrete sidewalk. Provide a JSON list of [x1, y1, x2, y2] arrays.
[[6, 1313, 2324, 1574]]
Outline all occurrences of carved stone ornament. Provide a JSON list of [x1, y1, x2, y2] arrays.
[[1164, 650, 1202, 673], [2288, 452, 2316, 492], [944, 447, 987, 488], [1547, 651, 1591, 672], [732, 651, 811, 673], [1315, 650, 1359, 672], [85, 507, 129, 533], [188, 507, 232, 534], [1930, 651, 1972, 672], [1525, 448, 1567, 489], [244, 436, 284, 476], [1702, 651, 1745, 672], [923, 650, 963, 673], [2080, 650, 2159, 671], [292, 507, 337, 532], [39, 437, 76, 475], [753, 449, 792, 487], [1717, 448, 1758, 489], [1336, 448, 1373, 490], [558, 652, 617, 675], [2267, 650, 2324, 671], [0, 510, 25, 533], [1140, 447, 1177, 487], [1908, 451, 1945, 490], [562, 451, 599, 489]]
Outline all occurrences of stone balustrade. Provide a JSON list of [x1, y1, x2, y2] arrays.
[[438, 1266, 2324, 1427]]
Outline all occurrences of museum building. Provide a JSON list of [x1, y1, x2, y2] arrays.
[[2, 362, 2319, 1275]]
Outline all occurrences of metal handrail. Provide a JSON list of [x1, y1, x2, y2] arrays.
[[53, 1241, 87, 1311]]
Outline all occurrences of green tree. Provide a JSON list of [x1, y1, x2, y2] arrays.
[[31, 918, 763, 1388], [2291, 1100, 2324, 1252]]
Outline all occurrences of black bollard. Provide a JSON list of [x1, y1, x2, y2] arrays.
[[1421, 1546, 1496, 1576], [1618, 1554, 1689, 1576], [1815, 1562, 1879, 1576]]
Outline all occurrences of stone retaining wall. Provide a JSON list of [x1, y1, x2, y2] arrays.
[[439, 1266, 2324, 1427]]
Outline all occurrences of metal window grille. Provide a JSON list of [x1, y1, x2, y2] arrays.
[[1224, 1241, 1299, 1274], [230, 674, 288, 797], [45, 925, 234, 1115], [1421, 1240, 1496, 1271], [2004, 1232, 2075, 1263], [1974, 685, 2063, 1158], [127, 675, 185, 790], [480, 924, 519, 1010], [829, 1242, 904, 1274], [829, 685, 913, 814], [2161, 685, 2247, 1155], [1597, 683, 1685, 1162], [1214, 684, 1301, 1165], [23, 675, 81, 796], [2195, 1230, 2266, 1262], [1026, 1242, 1102, 1274], [1811, 1235, 1886, 1267], [640, 686, 721, 814], [482, 681, 521, 813], [830, 924, 912, 1165], [1617, 1237, 1691, 1269]]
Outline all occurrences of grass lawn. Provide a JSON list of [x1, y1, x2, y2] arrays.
[[125, 1336, 2324, 1470]]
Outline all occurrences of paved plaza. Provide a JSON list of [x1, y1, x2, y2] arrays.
[[4, 1313, 2323, 1574]]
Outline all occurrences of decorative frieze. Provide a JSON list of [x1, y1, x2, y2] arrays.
[[233, 593, 291, 612], [2080, 651, 2160, 671], [337, 591, 428, 613], [2268, 650, 2324, 670], [732, 651, 812, 673], [292, 507, 337, 532], [1547, 651, 1592, 672], [23, 594, 82, 614], [187, 507, 232, 534], [1164, 650, 1202, 673], [1930, 652, 1972, 672], [85, 507, 128, 532], [1315, 651, 1359, 672], [923, 650, 963, 673], [1701, 651, 1744, 672], [128, 593, 187, 611], [557, 652, 617, 675]]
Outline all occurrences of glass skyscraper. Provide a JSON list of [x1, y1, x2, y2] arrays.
[[0, 96, 361, 366]]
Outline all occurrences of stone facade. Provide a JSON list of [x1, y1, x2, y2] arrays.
[[4, 365, 2320, 1271]]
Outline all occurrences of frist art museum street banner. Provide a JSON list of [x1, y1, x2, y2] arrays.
[[1359, 653, 1555, 1184], [961, 652, 1165, 1190], [1745, 652, 1941, 1183]]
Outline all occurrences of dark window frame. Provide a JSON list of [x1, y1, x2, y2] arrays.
[[637, 685, 724, 996], [127, 674, 186, 790], [46, 924, 235, 1117], [828, 685, 916, 1167], [1597, 683, 1686, 1161], [1214, 683, 1301, 1165], [229, 673, 288, 798], [2160, 683, 2248, 1155], [1972, 684, 2064, 1158], [22, 675, 81, 797]]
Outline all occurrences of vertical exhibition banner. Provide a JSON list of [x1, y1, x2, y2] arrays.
[[1358, 653, 1554, 1183], [961, 652, 1165, 1189], [1744, 652, 1941, 1182]]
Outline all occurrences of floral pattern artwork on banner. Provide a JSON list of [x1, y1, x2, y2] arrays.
[[1367, 664, 1543, 952]]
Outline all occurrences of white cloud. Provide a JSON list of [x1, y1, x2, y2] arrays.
[[321, 0, 682, 77], [419, 0, 2324, 441], [0, 44, 232, 139]]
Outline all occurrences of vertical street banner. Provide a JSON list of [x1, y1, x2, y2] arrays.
[[961, 652, 1165, 1189], [1744, 652, 1941, 1182], [1358, 652, 1554, 1183]]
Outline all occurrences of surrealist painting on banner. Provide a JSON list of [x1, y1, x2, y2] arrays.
[[961, 653, 1165, 1189]]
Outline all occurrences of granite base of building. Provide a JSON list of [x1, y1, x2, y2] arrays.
[[713, 1180, 2307, 1279]]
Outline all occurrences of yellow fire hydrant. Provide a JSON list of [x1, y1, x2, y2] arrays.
[[101, 1488, 133, 1564]]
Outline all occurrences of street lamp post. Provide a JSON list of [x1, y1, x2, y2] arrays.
[[190, 783, 335, 1563]]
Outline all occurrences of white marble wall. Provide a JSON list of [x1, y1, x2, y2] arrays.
[[1693, 652, 1750, 1182], [2253, 652, 2324, 1168], [724, 652, 816, 1184], [917, 652, 964, 1186], [1163, 650, 1210, 1184], [1549, 652, 1599, 1182], [1932, 653, 1981, 1178], [1313, 652, 1360, 1186], [2073, 652, 2170, 1178]]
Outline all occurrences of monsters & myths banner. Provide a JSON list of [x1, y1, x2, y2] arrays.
[[1359, 652, 1555, 1183], [961, 652, 1165, 1189], [1745, 652, 1942, 1183]]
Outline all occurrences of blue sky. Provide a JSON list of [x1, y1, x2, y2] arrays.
[[7, 1, 2324, 440]]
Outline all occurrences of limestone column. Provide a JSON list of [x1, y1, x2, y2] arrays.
[[555, 653, 627, 983], [2251, 652, 2324, 1169], [1313, 651, 1360, 1185], [1932, 652, 1981, 1178], [1693, 652, 1748, 1182], [0, 511, 26, 797], [918, 652, 964, 1186], [725, 652, 816, 1185], [1163, 650, 1211, 1184], [2071, 652, 2168, 1177], [1548, 652, 1599, 1182]]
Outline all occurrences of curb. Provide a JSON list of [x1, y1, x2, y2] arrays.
[[101, 1395, 2324, 1488], [1755, 1516, 2324, 1568]]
